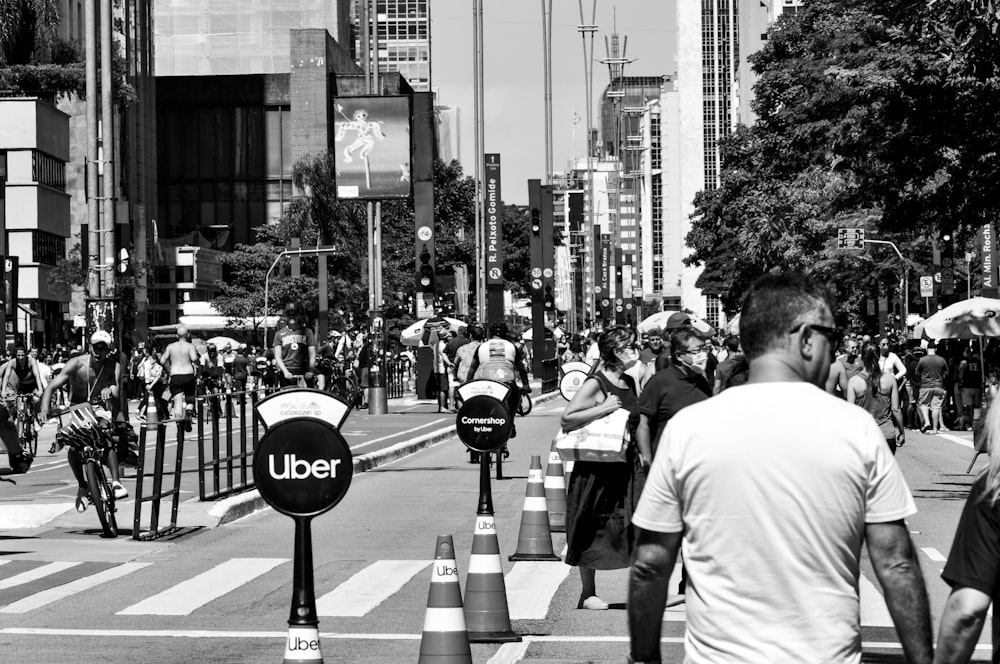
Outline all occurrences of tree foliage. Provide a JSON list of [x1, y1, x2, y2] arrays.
[[212, 155, 481, 334], [686, 0, 1000, 323]]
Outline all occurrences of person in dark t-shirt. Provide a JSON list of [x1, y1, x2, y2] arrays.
[[273, 307, 317, 387], [916, 342, 949, 434], [937, 467, 1000, 662]]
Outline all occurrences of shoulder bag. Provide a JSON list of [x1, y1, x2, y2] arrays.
[[553, 407, 630, 463]]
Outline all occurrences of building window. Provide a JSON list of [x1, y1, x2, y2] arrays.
[[32, 231, 66, 265], [32, 151, 66, 191]]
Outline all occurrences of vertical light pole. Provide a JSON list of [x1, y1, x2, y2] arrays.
[[578, 1, 598, 328], [472, 0, 483, 321], [85, 0, 100, 298], [100, 0, 115, 299], [541, 0, 554, 184]]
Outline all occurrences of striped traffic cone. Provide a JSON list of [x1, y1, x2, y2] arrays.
[[464, 514, 521, 643], [418, 535, 473, 663], [509, 455, 560, 561], [544, 441, 568, 533], [145, 390, 158, 424], [282, 625, 323, 663]]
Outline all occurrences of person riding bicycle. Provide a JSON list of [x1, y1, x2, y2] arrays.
[[467, 321, 531, 439], [316, 329, 347, 391], [39, 330, 128, 510], [273, 306, 317, 388], [0, 345, 44, 418], [200, 344, 230, 418]]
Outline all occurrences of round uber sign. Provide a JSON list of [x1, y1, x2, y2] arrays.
[[253, 418, 353, 518], [559, 370, 588, 401], [456, 395, 512, 453]]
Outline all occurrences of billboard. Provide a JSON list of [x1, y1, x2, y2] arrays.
[[333, 96, 412, 200]]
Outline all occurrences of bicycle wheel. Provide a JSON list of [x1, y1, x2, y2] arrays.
[[85, 462, 118, 538], [19, 413, 37, 457], [518, 392, 533, 417]]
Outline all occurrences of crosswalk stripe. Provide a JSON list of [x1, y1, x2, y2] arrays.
[[506, 562, 571, 619], [0, 562, 82, 591], [117, 558, 287, 616], [1, 563, 151, 613], [922, 547, 947, 562], [859, 574, 894, 626], [315, 560, 429, 617]]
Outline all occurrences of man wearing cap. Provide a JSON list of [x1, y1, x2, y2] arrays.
[[273, 307, 317, 387], [316, 330, 342, 391], [40, 331, 128, 508]]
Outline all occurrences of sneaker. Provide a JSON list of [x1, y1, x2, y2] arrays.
[[578, 595, 609, 610], [111, 481, 128, 499], [75, 486, 89, 513]]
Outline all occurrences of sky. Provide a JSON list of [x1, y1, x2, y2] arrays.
[[430, 1, 676, 205]]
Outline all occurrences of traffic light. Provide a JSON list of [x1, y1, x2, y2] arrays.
[[543, 285, 555, 311], [117, 248, 132, 276], [418, 244, 435, 293], [530, 207, 541, 237]]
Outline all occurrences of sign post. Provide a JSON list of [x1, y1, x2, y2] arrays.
[[253, 390, 354, 664]]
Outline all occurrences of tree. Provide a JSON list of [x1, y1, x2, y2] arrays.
[[685, 0, 1000, 323], [212, 155, 481, 335]]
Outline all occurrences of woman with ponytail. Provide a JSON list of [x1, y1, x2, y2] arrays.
[[847, 343, 905, 454]]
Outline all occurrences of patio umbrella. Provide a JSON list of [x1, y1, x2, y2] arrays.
[[923, 297, 1000, 340], [521, 326, 565, 341], [637, 310, 714, 336], [399, 316, 465, 346], [206, 335, 241, 350]]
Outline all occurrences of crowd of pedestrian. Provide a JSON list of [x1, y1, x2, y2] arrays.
[[548, 272, 1000, 664]]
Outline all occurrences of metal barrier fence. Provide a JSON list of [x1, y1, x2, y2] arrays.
[[541, 358, 559, 393], [386, 358, 411, 399], [132, 418, 187, 541], [195, 388, 275, 501]]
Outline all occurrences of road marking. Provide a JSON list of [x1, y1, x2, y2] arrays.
[[506, 562, 571, 619], [1, 563, 151, 613], [0, 628, 989, 651], [349, 419, 451, 452], [488, 641, 530, 664], [315, 560, 429, 616], [117, 557, 287, 616], [0, 561, 81, 590], [922, 547, 948, 562], [860, 573, 894, 626], [938, 433, 973, 449]]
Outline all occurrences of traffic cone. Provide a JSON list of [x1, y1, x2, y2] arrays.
[[282, 624, 323, 663], [544, 442, 568, 533], [145, 391, 158, 424], [418, 535, 473, 663], [464, 514, 521, 643], [509, 455, 560, 561]]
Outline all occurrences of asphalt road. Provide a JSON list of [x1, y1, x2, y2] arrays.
[[0, 397, 994, 663]]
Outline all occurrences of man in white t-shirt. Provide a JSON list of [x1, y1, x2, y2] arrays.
[[626, 272, 932, 664]]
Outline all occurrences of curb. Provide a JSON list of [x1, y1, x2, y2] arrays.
[[209, 389, 565, 525]]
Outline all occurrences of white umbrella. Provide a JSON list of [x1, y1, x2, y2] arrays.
[[923, 297, 1000, 339], [399, 316, 466, 346], [206, 335, 241, 350], [637, 310, 714, 336], [522, 326, 565, 341]]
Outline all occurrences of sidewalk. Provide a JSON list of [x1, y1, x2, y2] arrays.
[[2, 381, 563, 534]]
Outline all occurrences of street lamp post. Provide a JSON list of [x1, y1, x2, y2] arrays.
[[864, 239, 908, 334], [262, 247, 339, 348]]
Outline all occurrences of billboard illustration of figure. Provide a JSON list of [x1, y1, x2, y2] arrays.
[[333, 96, 412, 200]]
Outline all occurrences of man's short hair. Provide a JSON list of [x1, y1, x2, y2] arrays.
[[723, 334, 740, 353], [468, 324, 485, 341], [739, 272, 837, 361], [647, 329, 662, 340], [490, 321, 509, 339], [670, 327, 704, 359]]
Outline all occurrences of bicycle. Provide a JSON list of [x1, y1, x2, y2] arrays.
[[326, 361, 365, 410], [48, 402, 119, 538], [4, 393, 38, 458]]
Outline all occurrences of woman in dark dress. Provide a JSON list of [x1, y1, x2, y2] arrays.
[[561, 326, 645, 610]]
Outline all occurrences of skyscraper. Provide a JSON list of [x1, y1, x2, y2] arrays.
[[352, 0, 431, 92]]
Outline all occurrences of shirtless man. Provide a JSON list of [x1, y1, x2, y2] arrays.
[[158, 326, 200, 423], [39, 331, 127, 509]]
